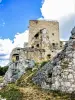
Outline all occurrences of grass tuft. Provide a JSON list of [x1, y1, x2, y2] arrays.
[[0, 84, 23, 100]]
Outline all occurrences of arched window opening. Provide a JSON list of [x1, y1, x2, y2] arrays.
[[12, 54, 19, 62], [34, 33, 39, 39]]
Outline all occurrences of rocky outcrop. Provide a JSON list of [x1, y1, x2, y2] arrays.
[[4, 60, 35, 84], [32, 27, 75, 93]]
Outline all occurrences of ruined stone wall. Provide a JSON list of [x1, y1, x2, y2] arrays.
[[29, 20, 60, 47], [10, 48, 26, 62], [27, 50, 45, 62], [28, 20, 60, 61], [10, 20, 61, 64], [10, 47, 45, 63]]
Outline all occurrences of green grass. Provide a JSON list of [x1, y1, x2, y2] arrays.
[[0, 76, 3, 83], [40, 61, 48, 68], [0, 64, 75, 100], [16, 61, 50, 88], [0, 84, 23, 100], [0, 61, 48, 100], [0, 83, 74, 100], [16, 68, 38, 87], [1, 60, 74, 100]]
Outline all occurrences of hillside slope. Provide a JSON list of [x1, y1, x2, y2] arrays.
[[0, 63, 75, 100]]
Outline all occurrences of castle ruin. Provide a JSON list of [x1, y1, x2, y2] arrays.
[[4, 20, 65, 84], [10, 20, 63, 63]]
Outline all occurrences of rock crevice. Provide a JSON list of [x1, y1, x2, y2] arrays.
[[33, 27, 75, 93]]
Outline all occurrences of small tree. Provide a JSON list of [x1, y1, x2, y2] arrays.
[[0, 66, 8, 76]]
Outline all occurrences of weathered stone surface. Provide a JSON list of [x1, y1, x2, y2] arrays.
[[32, 62, 53, 87], [32, 27, 75, 93], [4, 60, 35, 84]]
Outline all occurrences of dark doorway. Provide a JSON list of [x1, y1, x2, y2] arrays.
[[16, 56, 19, 61], [12, 54, 19, 61]]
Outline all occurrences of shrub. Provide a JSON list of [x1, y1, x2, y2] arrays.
[[40, 61, 48, 68], [0, 66, 8, 76]]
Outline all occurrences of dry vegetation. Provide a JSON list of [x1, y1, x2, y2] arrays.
[[0, 65, 75, 100]]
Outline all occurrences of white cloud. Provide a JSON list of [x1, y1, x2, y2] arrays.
[[0, 39, 13, 54], [41, 0, 74, 20], [41, 0, 75, 40], [13, 30, 29, 48], [1, 0, 75, 66], [0, 60, 9, 67], [0, 30, 29, 66]]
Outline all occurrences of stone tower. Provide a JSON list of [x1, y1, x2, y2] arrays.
[[29, 20, 60, 60]]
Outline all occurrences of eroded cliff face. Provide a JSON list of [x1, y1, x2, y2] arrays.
[[4, 60, 35, 84], [33, 27, 75, 93]]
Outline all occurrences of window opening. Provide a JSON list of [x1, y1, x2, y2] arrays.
[[36, 44, 39, 47], [52, 33, 54, 36]]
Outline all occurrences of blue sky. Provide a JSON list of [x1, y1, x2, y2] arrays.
[[0, 0, 42, 40], [0, 0, 75, 66]]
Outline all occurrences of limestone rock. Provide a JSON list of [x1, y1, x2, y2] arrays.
[[32, 27, 75, 93], [4, 60, 35, 84]]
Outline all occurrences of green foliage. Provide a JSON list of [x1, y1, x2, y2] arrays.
[[16, 68, 38, 87], [25, 67, 32, 72], [40, 61, 48, 68], [35, 62, 39, 68], [45, 90, 75, 100], [0, 84, 23, 100], [16, 61, 48, 87], [0, 76, 3, 83], [0, 66, 8, 76]]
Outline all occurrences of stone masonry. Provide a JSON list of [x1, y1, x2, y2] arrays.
[[4, 20, 64, 84], [32, 27, 75, 93], [29, 20, 61, 61]]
